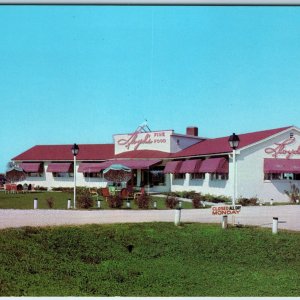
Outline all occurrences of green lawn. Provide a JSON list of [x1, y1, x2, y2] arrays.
[[0, 191, 194, 209], [0, 223, 299, 296]]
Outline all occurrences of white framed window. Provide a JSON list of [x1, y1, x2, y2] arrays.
[[264, 173, 299, 180], [211, 173, 228, 180], [53, 172, 74, 178], [84, 172, 103, 178], [191, 173, 205, 180], [174, 173, 185, 180]]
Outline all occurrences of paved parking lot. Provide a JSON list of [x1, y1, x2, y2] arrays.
[[0, 205, 299, 231]]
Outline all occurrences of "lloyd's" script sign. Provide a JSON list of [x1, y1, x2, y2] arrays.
[[114, 130, 172, 153], [265, 137, 300, 159]]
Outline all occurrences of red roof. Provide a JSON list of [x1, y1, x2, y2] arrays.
[[12, 126, 292, 162], [173, 126, 292, 158], [13, 144, 115, 161]]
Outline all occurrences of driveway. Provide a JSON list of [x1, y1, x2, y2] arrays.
[[0, 205, 299, 232]]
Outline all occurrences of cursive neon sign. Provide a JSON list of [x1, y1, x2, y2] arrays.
[[117, 131, 167, 151], [265, 137, 300, 159]]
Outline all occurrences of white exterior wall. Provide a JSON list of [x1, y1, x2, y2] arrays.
[[236, 129, 300, 202], [170, 173, 231, 196], [18, 162, 109, 190], [171, 128, 300, 202], [170, 135, 203, 153]]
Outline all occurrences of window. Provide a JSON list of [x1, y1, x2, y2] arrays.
[[174, 173, 185, 180], [191, 173, 205, 180], [84, 172, 103, 178], [148, 167, 165, 186], [53, 172, 74, 178], [264, 173, 300, 180], [26, 172, 43, 177], [211, 173, 228, 180]]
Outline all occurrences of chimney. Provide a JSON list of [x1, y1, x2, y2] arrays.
[[186, 126, 198, 137]]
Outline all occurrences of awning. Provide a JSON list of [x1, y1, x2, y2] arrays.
[[99, 159, 161, 170], [78, 163, 106, 173], [47, 163, 73, 173], [19, 162, 42, 173], [163, 161, 183, 174], [178, 159, 202, 174], [264, 158, 300, 174], [199, 157, 228, 173]]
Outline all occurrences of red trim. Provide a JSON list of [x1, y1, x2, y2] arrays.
[[264, 158, 300, 174], [47, 163, 72, 173], [199, 157, 228, 173]]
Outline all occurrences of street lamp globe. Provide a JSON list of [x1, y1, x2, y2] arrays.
[[228, 133, 240, 150], [71, 143, 79, 156]]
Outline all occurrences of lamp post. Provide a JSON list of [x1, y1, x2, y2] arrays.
[[71, 143, 79, 209], [228, 133, 240, 206]]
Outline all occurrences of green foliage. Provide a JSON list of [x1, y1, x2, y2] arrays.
[[135, 194, 151, 209], [0, 223, 300, 296], [107, 195, 123, 209], [163, 192, 230, 203], [238, 197, 259, 206], [165, 195, 178, 209], [201, 194, 230, 203]]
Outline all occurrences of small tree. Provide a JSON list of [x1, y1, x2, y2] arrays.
[[192, 193, 202, 208], [135, 194, 151, 209], [77, 190, 94, 209], [107, 194, 123, 209], [46, 197, 55, 209], [285, 183, 300, 203], [165, 195, 179, 209]]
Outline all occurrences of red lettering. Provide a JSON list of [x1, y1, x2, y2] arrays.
[[265, 138, 300, 159], [117, 132, 153, 150]]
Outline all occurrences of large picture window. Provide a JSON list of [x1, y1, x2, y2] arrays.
[[149, 167, 165, 186]]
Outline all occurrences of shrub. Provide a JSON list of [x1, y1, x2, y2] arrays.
[[35, 186, 47, 191], [238, 197, 258, 206], [201, 194, 229, 203], [46, 197, 54, 209], [107, 195, 123, 209], [192, 194, 202, 208], [77, 191, 94, 209], [285, 183, 300, 203], [135, 194, 151, 209], [165, 195, 179, 209]]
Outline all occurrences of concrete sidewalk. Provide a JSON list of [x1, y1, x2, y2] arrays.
[[0, 205, 300, 232]]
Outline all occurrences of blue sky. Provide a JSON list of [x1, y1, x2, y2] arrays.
[[1, 5, 300, 172]]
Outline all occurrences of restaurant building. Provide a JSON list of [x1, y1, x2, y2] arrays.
[[11, 125, 300, 202]]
